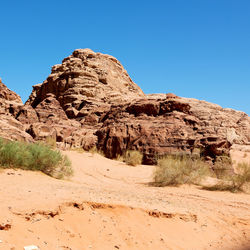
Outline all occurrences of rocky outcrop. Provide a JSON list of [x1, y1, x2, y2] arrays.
[[23, 48, 145, 120], [16, 48, 145, 149], [18, 93, 97, 150], [96, 95, 249, 164], [0, 79, 23, 116], [1, 49, 249, 165], [0, 79, 33, 142]]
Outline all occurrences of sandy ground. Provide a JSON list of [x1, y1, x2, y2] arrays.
[[0, 150, 249, 250]]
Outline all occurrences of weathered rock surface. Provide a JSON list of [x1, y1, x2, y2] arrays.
[[16, 49, 145, 149], [0, 79, 33, 142], [1, 49, 250, 164], [0, 79, 23, 115], [24, 48, 145, 119], [18, 93, 97, 150], [96, 95, 250, 164]]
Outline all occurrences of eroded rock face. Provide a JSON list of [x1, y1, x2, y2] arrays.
[[16, 49, 145, 149], [24, 48, 145, 119], [1, 49, 249, 165], [96, 96, 246, 164], [0, 79, 23, 116], [18, 93, 97, 150], [0, 79, 33, 142]]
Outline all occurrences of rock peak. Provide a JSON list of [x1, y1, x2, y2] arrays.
[[25, 48, 145, 119], [73, 48, 95, 54]]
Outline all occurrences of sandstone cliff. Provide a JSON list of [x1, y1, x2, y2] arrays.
[[97, 94, 250, 163], [16, 49, 145, 150], [23, 48, 145, 119], [0, 49, 249, 164], [0, 79, 32, 142]]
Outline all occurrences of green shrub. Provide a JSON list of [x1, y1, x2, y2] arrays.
[[0, 138, 72, 179], [153, 156, 211, 187], [124, 150, 143, 166]]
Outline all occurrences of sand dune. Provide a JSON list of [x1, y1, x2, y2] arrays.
[[0, 150, 249, 250]]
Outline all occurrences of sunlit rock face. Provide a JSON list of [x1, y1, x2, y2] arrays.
[[23, 48, 145, 119], [16, 49, 145, 149], [0, 79, 33, 141], [96, 95, 250, 164], [1, 49, 249, 164]]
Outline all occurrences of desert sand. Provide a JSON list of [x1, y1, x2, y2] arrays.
[[0, 150, 249, 250]]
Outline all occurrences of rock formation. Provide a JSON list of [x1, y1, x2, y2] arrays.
[[97, 95, 250, 164], [16, 49, 145, 149], [22, 48, 145, 119], [0, 79, 33, 142], [0, 49, 249, 164]]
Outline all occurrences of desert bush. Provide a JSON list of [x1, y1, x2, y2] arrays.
[[153, 156, 211, 187], [212, 155, 233, 178], [203, 162, 250, 192], [72, 147, 85, 153], [124, 150, 143, 166], [88, 146, 105, 156], [45, 136, 57, 148], [0, 138, 72, 179], [151, 150, 250, 193], [116, 154, 125, 162]]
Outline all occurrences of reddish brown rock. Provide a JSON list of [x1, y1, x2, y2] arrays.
[[0, 79, 33, 142], [96, 96, 249, 164], [0, 79, 22, 102], [1, 49, 248, 165], [166, 93, 179, 99], [18, 93, 97, 149], [24, 48, 145, 120], [0, 78, 23, 116], [16, 49, 145, 148]]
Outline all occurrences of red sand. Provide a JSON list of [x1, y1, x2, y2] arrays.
[[0, 150, 249, 249]]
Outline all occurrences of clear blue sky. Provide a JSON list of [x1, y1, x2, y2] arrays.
[[0, 0, 249, 114]]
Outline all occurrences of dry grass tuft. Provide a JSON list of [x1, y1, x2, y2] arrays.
[[153, 153, 250, 193], [212, 155, 233, 178], [72, 147, 85, 154], [153, 156, 211, 187], [202, 162, 250, 192], [116, 154, 125, 162], [45, 136, 57, 149], [124, 150, 143, 166], [88, 146, 105, 157]]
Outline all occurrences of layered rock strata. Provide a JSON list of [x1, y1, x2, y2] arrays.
[[0, 79, 33, 141], [0, 49, 249, 164], [16, 49, 145, 149], [97, 95, 250, 164]]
